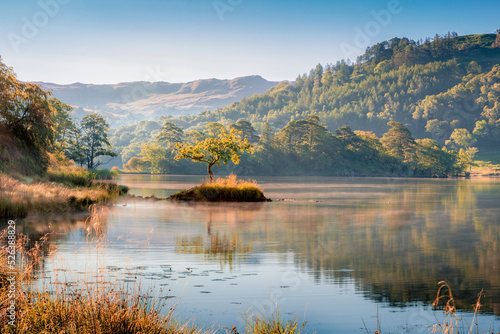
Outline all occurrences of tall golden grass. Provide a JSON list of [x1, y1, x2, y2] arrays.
[[364, 281, 498, 334], [0, 173, 127, 218], [238, 311, 307, 334]]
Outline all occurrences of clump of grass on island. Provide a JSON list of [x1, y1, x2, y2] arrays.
[[170, 174, 270, 202]]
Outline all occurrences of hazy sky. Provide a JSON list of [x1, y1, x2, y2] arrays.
[[0, 0, 498, 84]]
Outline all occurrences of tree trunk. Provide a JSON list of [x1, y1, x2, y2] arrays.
[[208, 163, 214, 183]]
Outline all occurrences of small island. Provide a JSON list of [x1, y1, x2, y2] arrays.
[[169, 174, 270, 202], [165, 126, 271, 202]]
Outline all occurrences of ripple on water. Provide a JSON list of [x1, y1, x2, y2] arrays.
[[159, 296, 176, 300], [132, 266, 148, 270], [117, 279, 137, 283]]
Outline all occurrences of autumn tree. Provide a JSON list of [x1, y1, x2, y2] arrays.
[[50, 98, 76, 154], [175, 127, 253, 182], [0, 57, 55, 173]]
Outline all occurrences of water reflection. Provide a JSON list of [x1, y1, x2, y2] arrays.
[[260, 178, 500, 314], [0, 213, 90, 278], [124, 176, 500, 315], [176, 232, 253, 269], [4, 176, 500, 330]]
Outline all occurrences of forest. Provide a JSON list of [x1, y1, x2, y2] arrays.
[[105, 31, 500, 177], [2, 31, 499, 178]]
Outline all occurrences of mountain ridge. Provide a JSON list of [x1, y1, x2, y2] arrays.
[[38, 75, 279, 127]]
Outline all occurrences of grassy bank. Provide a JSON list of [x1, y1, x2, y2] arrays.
[[169, 174, 270, 202], [0, 170, 128, 219], [472, 150, 500, 176]]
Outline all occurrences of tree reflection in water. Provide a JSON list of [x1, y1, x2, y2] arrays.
[[170, 179, 500, 314], [5, 177, 500, 316], [174, 204, 257, 269]]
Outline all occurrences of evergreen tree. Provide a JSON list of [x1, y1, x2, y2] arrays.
[[230, 120, 259, 143], [157, 121, 184, 150], [381, 121, 417, 163]]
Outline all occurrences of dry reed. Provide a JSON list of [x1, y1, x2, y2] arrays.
[[0, 173, 126, 218]]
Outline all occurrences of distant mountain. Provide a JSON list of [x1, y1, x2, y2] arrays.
[[39, 75, 279, 127]]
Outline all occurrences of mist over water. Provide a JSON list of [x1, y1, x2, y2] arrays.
[[20, 175, 500, 333]]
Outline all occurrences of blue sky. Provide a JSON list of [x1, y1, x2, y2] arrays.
[[0, 0, 498, 84]]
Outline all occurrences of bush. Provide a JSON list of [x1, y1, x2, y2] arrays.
[[90, 168, 119, 180]]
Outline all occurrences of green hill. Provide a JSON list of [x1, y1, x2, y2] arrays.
[[104, 32, 500, 177], [157, 31, 500, 147]]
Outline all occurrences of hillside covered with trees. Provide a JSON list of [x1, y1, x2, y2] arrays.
[[106, 31, 500, 177], [161, 32, 500, 145], [117, 118, 469, 177]]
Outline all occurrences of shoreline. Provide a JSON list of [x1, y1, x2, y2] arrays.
[[0, 173, 128, 219]]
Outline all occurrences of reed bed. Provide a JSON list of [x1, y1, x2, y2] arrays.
[[238, 311, 307, 334]]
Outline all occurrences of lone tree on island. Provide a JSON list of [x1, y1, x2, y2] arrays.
[[174, 127, 253, 183]]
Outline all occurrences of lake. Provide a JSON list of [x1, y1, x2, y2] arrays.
[[15, 175, 500, 333]]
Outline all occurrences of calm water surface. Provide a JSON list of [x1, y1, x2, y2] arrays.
[[18, 176, 500, 333]]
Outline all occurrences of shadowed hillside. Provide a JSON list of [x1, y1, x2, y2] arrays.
[[39, 75, 279, 127]]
